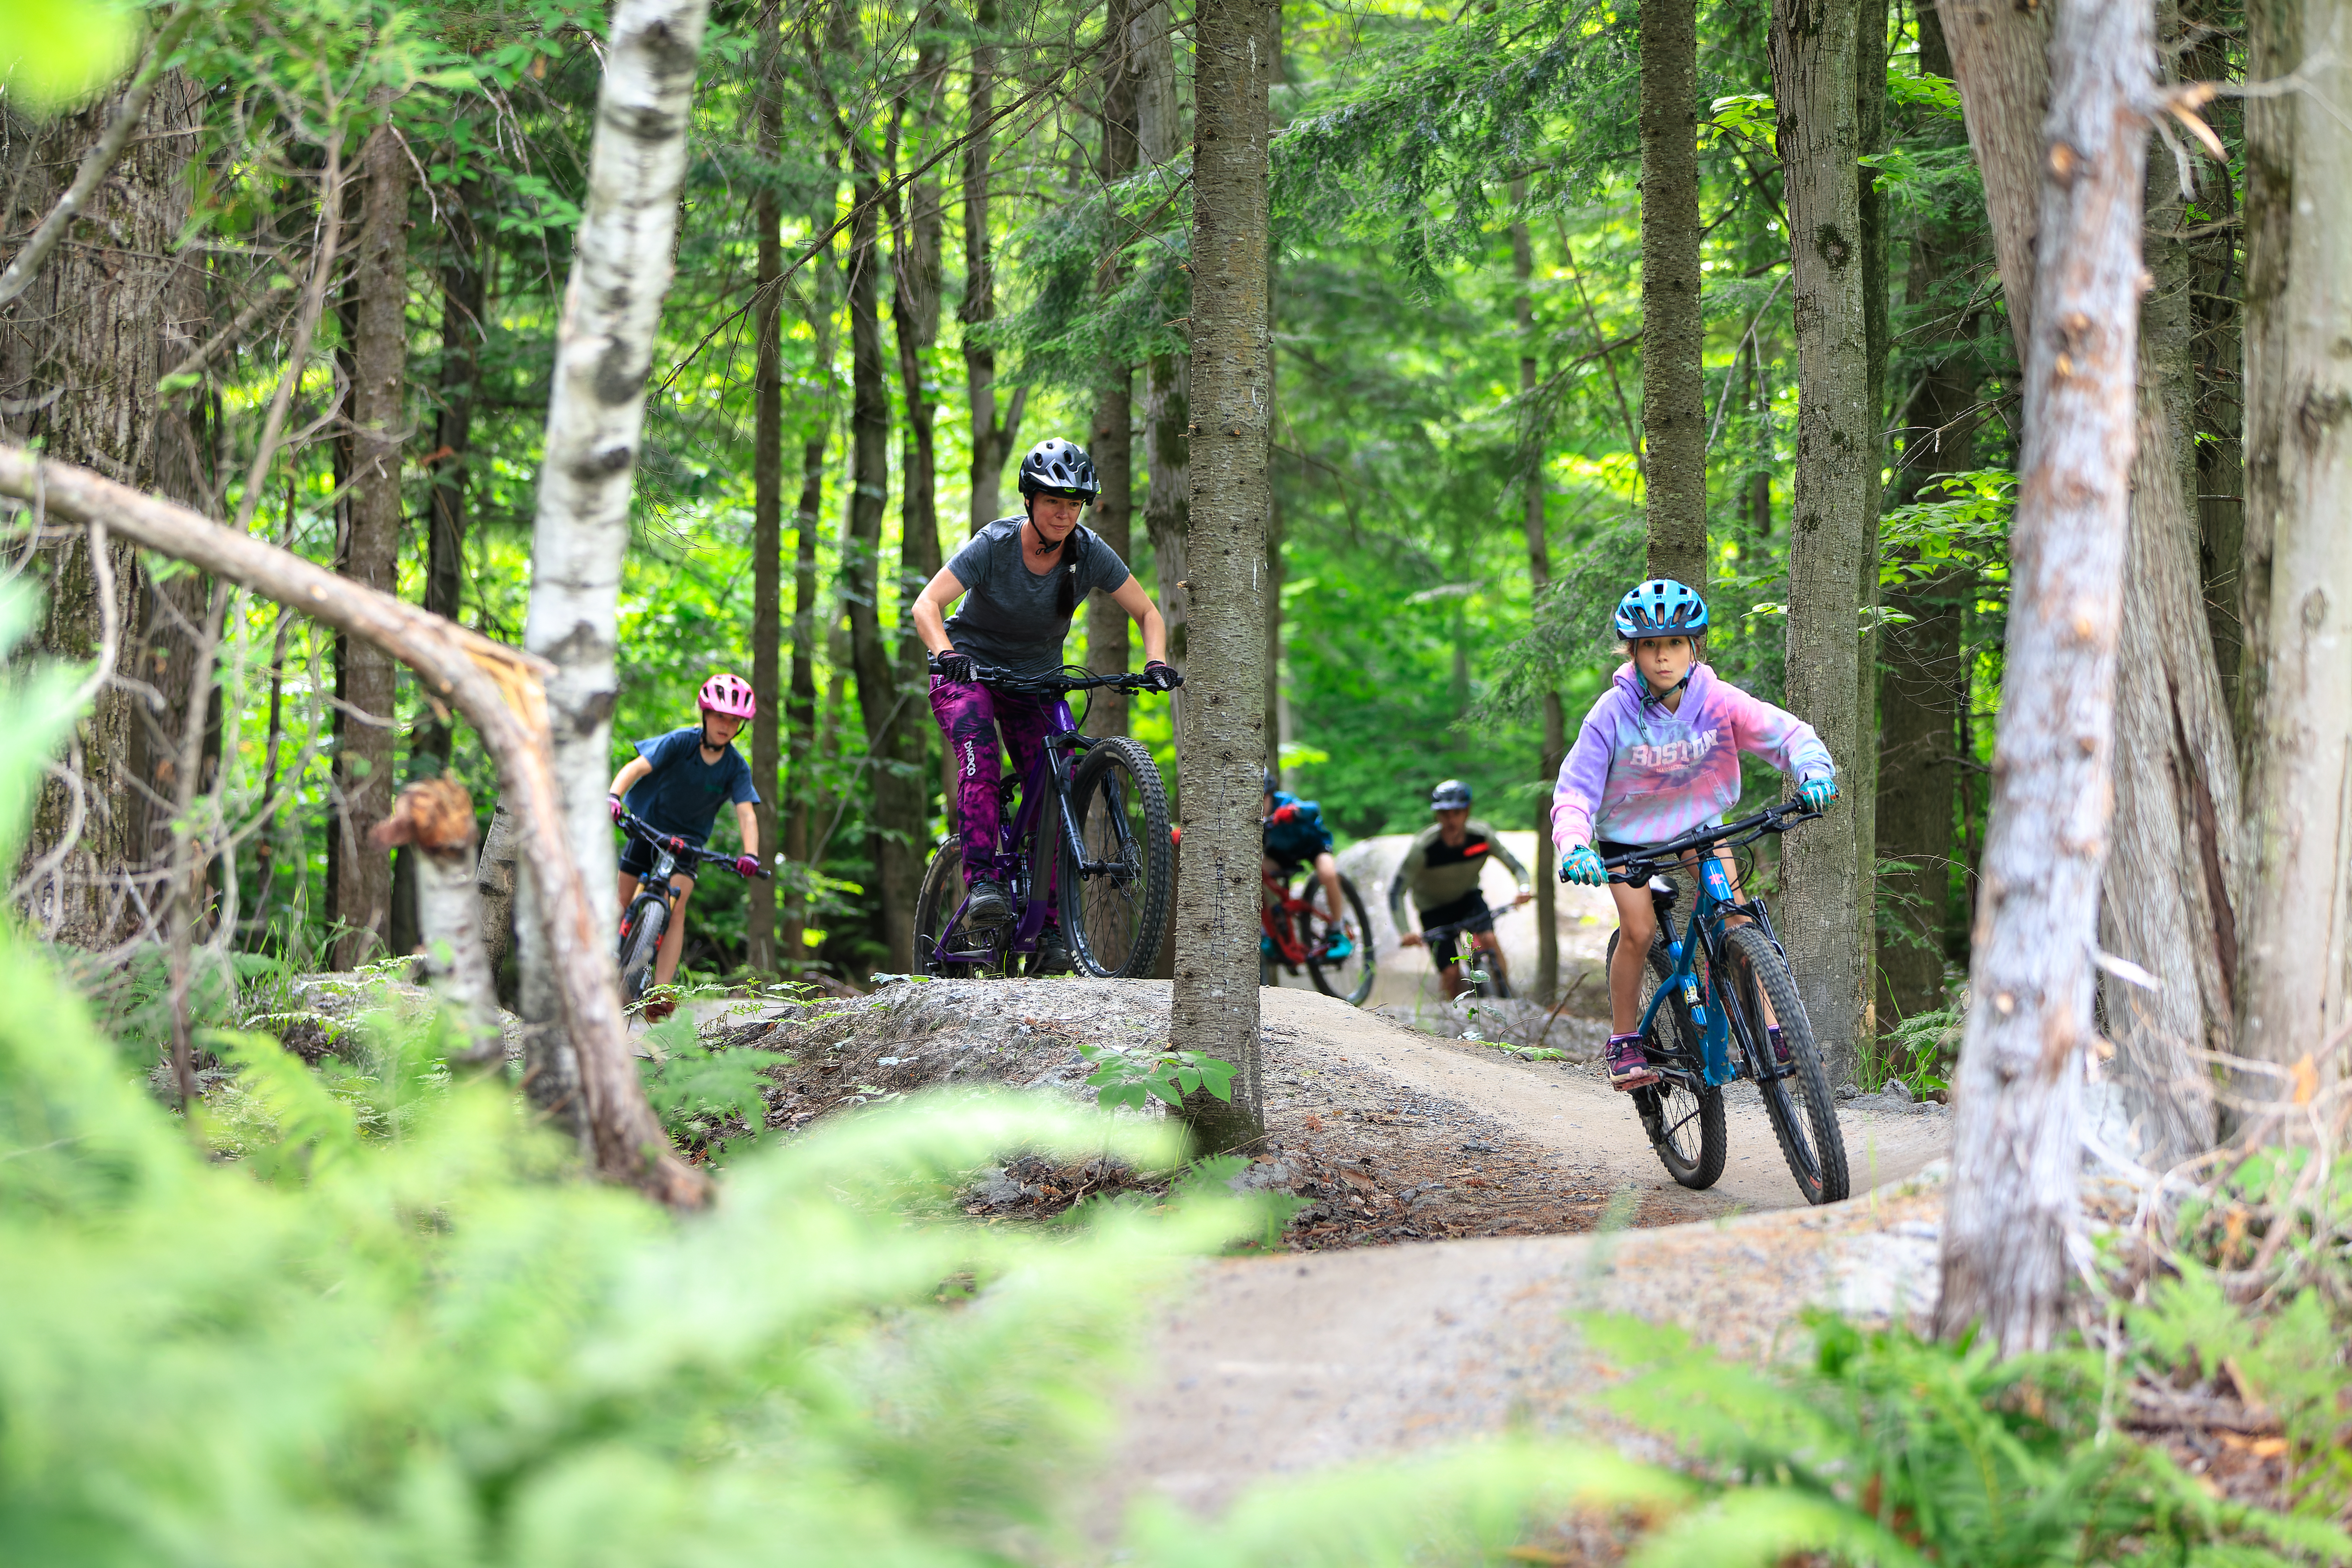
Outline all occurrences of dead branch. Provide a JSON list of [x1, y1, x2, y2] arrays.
[[0, 442, 711, 1210]]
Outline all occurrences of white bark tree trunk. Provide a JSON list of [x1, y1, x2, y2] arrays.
[[521, 0, 711, 966], [2235, 0, 2352, 1107], [1936, 0, 2155, 1352]]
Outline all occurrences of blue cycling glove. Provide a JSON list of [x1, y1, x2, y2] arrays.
[[1799, 773, 1839, 810], [1560, 844, 1606, 886]]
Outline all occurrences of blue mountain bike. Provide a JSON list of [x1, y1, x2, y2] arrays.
[[1590, 800, 1851, 1205], [913, 667, 1173, 980]]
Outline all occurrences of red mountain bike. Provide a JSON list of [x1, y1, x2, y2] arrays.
[[1259, 863, 1375, 1005]]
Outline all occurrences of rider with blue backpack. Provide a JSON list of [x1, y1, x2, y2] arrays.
[[1262, 769, 1354, 961], [1553, 580, 1839, 1089]]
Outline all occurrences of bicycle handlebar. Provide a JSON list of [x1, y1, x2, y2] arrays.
[[971, 665, 1174, 698], [1559, 798, 1824, 885], [615, 807, 774, 879]]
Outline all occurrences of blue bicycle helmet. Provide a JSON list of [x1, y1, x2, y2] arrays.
[[1614, 579, 1709, 638], [1430, 779, 1473, 812]]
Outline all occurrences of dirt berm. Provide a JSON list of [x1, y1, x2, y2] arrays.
[[705, 978, 1951, 1515]]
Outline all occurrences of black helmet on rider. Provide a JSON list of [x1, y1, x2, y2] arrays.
[[1017, 438, 1100, 503], [1430, 779, 1473, 812]]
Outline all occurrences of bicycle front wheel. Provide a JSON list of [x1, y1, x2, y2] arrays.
[[915, 840, 1005, 979], [616, 894, 668, 1005], [1304, 872, 1376, 1006], [1721, 923, 1849, 1204], [1607, 928, 1727, 1190], [1059, 737, 1173, 978]]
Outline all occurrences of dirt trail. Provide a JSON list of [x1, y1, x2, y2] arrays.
[[1256, 987, 1948, 1224]]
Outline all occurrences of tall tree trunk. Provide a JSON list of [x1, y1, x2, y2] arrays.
[[1853, 0, 1889, 1046], [962, 0, 1023, 537], [1772, 0, 1875, 1084], [748, 10, 784, 976], [1088, 0, 1142, 737], [1936, 0, 2152, 1352], [783, 164, 838, 963], [1950, 0, 2240, 1161], [1174, 0, 1273, 1150], [2184, 7, 2244, 726], [844, 163, 913, 971], [420, 181, 482, 738], [1138, 0, 1188, 736], [520, 0, 712, 1120], [1875, 9, 1971, 1032], [331, 110, 408, 972], [1640, 0, 1706, 588], [7, 68, 203, 947], [891, 27, 949, 907], [1513, 202, 1564, 1003], [2235, 0, 2352, 1108], [1874, 231, 1972, 1029]]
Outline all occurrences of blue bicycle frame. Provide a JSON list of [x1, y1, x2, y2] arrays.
[[1608, 800, 1822, 1090]]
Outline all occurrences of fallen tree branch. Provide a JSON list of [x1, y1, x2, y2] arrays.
[[0, 442, 711, 1210]]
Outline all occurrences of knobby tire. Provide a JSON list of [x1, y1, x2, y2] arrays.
[[1721, 924, 1849, 1204], [616, 893, 668, 1005], [915, 841, 1006, 979], [1060, 737, 1172, 979], [1305, 872, 1377, 1006], [1608, 928, 1727, 1190]]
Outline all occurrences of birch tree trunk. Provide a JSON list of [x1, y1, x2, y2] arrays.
[[519, 0, 711, 1105], [2235, 0, 2352, 1107], [1772, 0, 1876, 1084], [332, 111, 409, 971], [1173, 0, 1274, 1151], [1936, 0, 2153, 1351], [748, 8, 784, 975], [1641, 0, 1706, 589]]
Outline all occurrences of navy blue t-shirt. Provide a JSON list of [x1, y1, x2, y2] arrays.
[[1262, 790, 1335, 864], [624, 727, 760, 845]]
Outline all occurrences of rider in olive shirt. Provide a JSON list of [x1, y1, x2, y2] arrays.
[[1390, 779, 1533, 999]]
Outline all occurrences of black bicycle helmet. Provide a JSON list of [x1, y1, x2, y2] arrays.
[[1430, 779, 1473, 812], [1017, 438, 1100, 501]]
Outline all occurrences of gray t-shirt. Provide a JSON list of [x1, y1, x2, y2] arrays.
[[943, 518, 1132, 678]]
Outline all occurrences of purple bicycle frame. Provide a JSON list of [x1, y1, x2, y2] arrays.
[[935, 694, 1084, 962]]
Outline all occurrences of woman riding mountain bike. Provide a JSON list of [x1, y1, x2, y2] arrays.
[[910, 437, 1181, 974]]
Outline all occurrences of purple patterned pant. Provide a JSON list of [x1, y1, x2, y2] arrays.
[[930, 676, 1057, 879]]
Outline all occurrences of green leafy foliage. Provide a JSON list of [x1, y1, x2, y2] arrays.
[[1585, 1310, 2352, 1566], [1078, 1041, 1237, 1110], [636, 1013, 777, 1158]]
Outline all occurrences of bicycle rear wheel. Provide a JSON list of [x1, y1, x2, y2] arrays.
[[1607, 928, 1726, 1190], [616, 893, 668, 1005], [915, 841, 1006, 979], [1720, 923, 1848, 1204], [1060, 737, 1173, 978], [1303, 872, 1376, 1006]]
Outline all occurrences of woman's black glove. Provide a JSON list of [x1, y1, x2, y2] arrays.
[[928, 649, 978, 684], [1141, 660, 1183, 692]]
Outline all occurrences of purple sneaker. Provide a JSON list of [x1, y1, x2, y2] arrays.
[[1605, 1032, 1659, 1090]]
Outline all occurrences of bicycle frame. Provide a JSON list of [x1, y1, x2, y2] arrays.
[[933, 675, 1144, 965], [1610, 802, 1819, 1090], [1259, 869, 1324, 966]]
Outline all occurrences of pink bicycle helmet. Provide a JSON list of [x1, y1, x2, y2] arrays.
[[699, 671, 757, 720]]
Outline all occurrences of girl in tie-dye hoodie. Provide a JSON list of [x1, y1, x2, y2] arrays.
[[1552, 581, 1839, 1087]]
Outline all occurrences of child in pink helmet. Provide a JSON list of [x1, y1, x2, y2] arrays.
[[605, 673, 764, 1014]]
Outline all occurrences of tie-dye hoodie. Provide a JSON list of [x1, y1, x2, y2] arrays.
[[1551, 662, 1834, 851]]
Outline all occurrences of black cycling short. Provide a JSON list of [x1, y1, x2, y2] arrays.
[[1415, 888, 1494, 969], [619, 830, 701, 886]]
